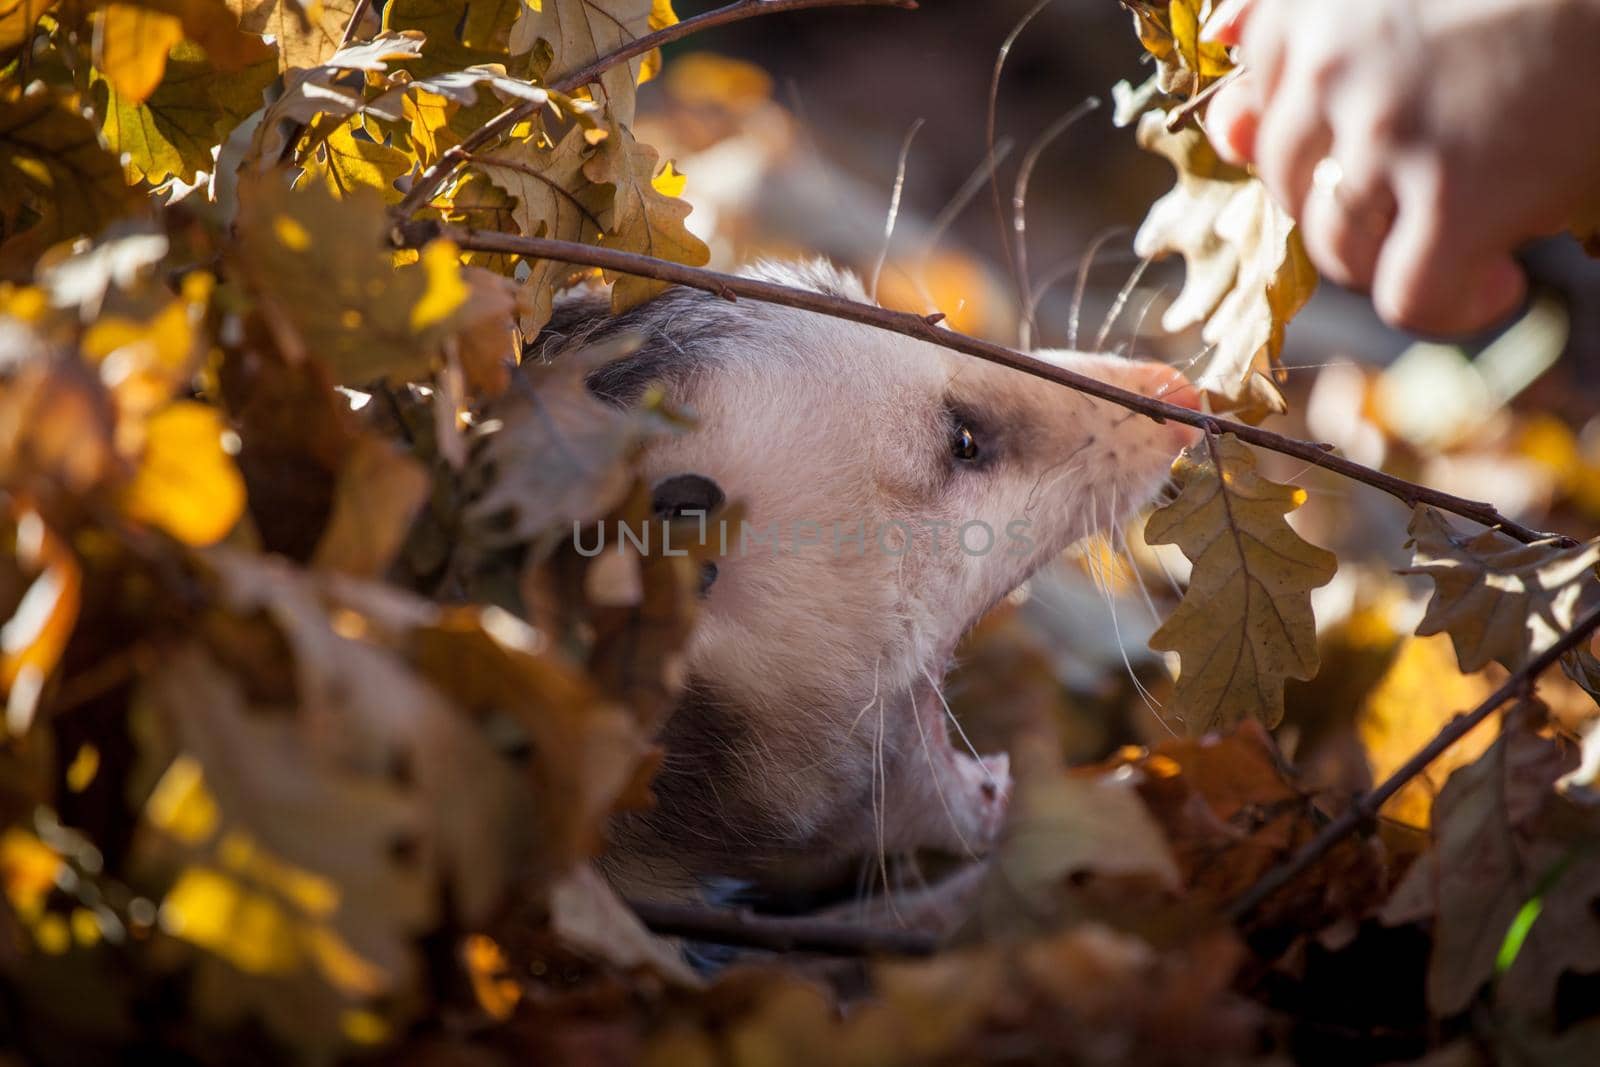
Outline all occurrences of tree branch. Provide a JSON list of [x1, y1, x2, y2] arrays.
[[393, 220, 1558, 545], [1227, 598, 1600, 923], [393, 0, 918, 220], [626, 897, 938, 956]]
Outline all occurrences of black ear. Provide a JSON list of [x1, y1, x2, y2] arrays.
[[651, 473, 724, 519]]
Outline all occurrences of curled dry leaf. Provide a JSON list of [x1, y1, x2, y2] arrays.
[[1133, 114, 1316, 418], [1402, 505, 1600, 675], [1147, 434, 1337, 732]]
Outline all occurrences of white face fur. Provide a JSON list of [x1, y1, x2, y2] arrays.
[[583, 261, 1200, 894]]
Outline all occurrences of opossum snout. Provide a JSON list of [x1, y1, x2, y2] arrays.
[[1116, 360, 1205, 453]]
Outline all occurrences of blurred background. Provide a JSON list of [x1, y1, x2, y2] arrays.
[[638, 0, 1600, 796]]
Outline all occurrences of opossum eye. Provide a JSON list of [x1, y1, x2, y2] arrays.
[[950, 422, 979, 462]]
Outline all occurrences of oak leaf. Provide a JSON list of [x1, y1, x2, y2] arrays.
[[96, 39, 277, 185], [1383, 723, 1600, 1018], [1123, 0, 1232, 97], [1402, 506, 1600, 674], [475, 124, 602, 332], [579, 123, 708, 312], [509, 0, 656, 125], [227, 0, 365, 72], [1133, 114, 1316, 418], [94, 3, 185, 103], [0, 84, 142, 276], [298, 120, 413, 203], [1146, 434, 1337, 731], [233, 175, 465, 383]]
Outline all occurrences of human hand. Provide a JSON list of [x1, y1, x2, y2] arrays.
[[1201, 0, 1600, 335]]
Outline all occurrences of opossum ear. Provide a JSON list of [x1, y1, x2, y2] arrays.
[[653, 473, 724, 597], [651, 473, 724, 518]]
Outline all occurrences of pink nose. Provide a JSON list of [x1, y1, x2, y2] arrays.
[[1124, 361, 1203, 412]]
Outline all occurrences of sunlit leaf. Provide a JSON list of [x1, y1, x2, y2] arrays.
[[227, 0, 365, 72], [97, 39, 278, 185], [580, 123, 708, 311], [508, 0, 655, 124], [94, 4, 185, 103], [1132, 113, 1316, 418], [1147, 434, 1337, 731], [121, 400, 246, 545]]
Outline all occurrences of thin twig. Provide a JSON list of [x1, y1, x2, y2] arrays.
[[338, 0, 375, 48], [395, 221, 1557, 546], [393, 0, 918, 220], [1228, 598, 1600, 923], [626, 898, 939, 956], [1164, 67, 1243, 131]]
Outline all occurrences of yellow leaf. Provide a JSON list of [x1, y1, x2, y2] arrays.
[[0, 0, 57, 55], [298, 120, 413, 203], [663, 51, 773, 113], [409, 238, 469, 330], [0, 828, 64, 922], [1146, 434, 1338, 732], [1357, 633, 1500, 829], [146, 753, 222, 844], [121, 400, 246, 545], [650, 159, 686, 198], [95, 4, 185, 103], [1401, 506, 1600, 674], [96, 39, 278, 185]]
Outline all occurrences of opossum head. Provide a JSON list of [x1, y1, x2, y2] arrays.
[[537, 261, 1200, 894]]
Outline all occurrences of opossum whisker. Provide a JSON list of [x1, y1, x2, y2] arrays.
[[1069, 227, 1134, 351], [1087, 490, 1162, 716], [912, 137, 1016, 313], [988, 0, 1059, 302], [1094, 255, 1154, 353], [923, 665, 997, 792], [1109, 283, 1171, 358], [1015, 98, 1101, 351], [911, 669, 979, 859], [870, 117, 926, 304], [1027, 247, 1142, 347], [1116, 522, 1164, 629]]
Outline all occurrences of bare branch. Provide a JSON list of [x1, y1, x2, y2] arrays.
[[1227, 598, 1600, 923], [394, 0, 918, 220], [626, 897, 938, 956], [392, 220, 1558, 546]]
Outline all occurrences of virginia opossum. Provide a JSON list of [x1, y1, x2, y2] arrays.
[[523, 261, 1200, 899]]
